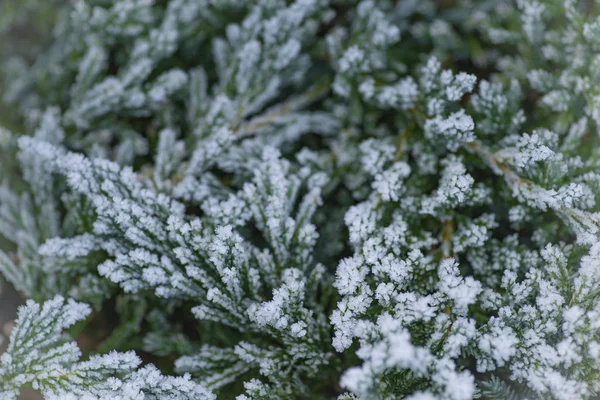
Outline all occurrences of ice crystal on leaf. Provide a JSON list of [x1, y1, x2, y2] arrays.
[[3, 0, 600, 399], [0, 296, 212, 400]]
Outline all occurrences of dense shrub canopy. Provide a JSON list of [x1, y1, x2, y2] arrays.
[[2, 0, 600, 399]]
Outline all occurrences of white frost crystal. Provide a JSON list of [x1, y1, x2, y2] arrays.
[[2, 0, 600, 399]]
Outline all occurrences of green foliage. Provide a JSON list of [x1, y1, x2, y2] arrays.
[[2, 0, 600, 399]]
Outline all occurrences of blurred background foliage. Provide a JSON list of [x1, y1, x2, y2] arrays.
[[0, 0, 63, 132], [0, 1, 63, 381], [1, 6, 66, 398]]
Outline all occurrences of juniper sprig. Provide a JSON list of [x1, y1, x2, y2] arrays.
[[2, 1, 600, 399]]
